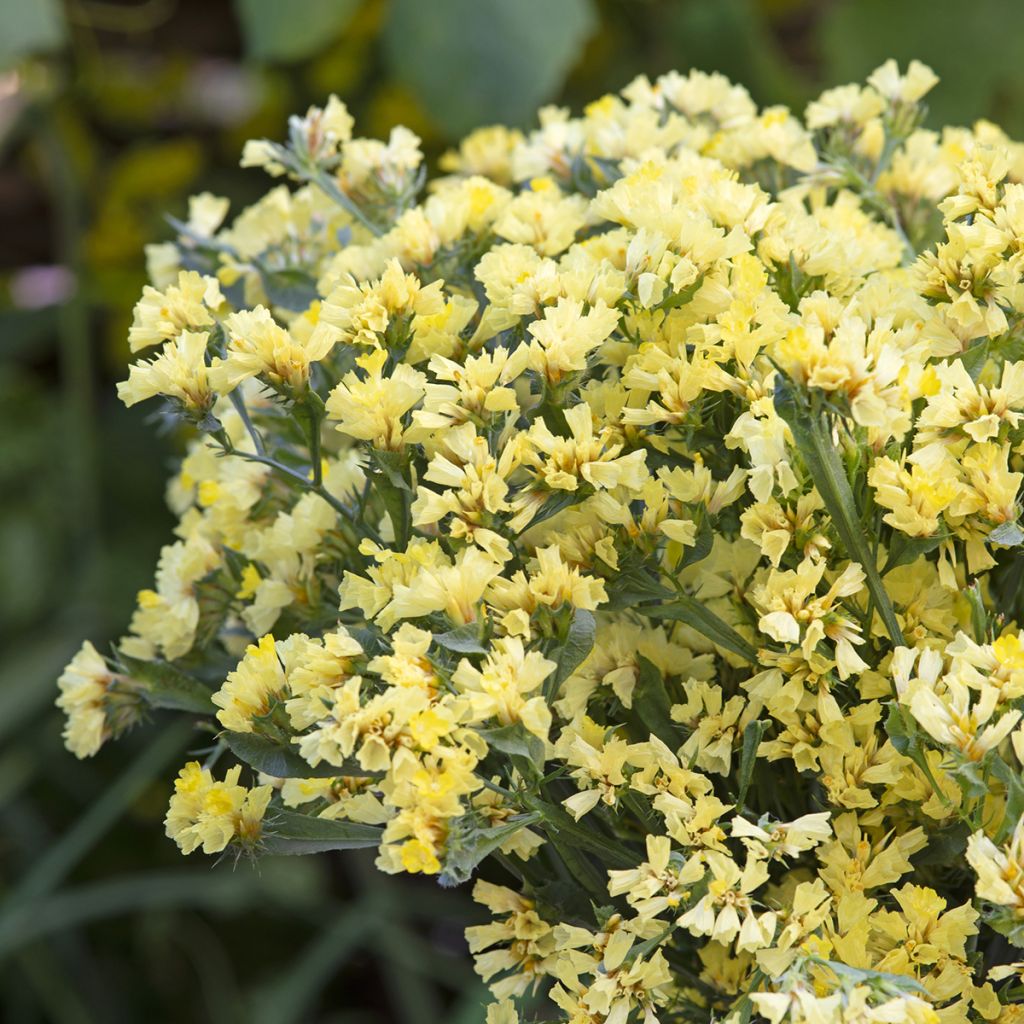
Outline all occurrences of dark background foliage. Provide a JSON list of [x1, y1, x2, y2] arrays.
[[2, 1, 1024, 1020]]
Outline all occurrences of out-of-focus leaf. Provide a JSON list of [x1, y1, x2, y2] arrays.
[[1, 721, 191, 913], [0, 870, 261, 958], [258, 266, 319, 312], [384, 0, 597, 137], [234, 0, 360, 63], [262, 809, 382, 855], [819, 0, 1024, 138], [0, 0, 66, 66], [0, 307, 62, 358], [250, 904, 374, 1024]]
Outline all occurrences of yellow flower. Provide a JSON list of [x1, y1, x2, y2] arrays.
[[326, 347, 426, 450], [910, 679, 1020, 762], [526, 297, 621, 385], [56, 641, 115, 758], [117, 329, 216, 413], [678, 851, 776, 951], [165, 761, 272, 855], [128, 270, 223, 352], [751, 559, 868, 679], [453, 636, 555, 741], [967, 817, 1024, 912], [209, 305, 340, 393], [523, 403, 648, 493]]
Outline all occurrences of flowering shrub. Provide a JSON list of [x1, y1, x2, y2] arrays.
[[56, 59, 1024, 1023]]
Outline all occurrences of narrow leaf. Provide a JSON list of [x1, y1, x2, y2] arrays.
[[736, 720, 766, 807], [632, 657, 677, 745], [477, 723, 546, 768], [881, 532, 943, 574], [439, 813, 541, 887], [114, 650, 214, 714], [522, 795, 635, 868], [262, 809, 382, 855], [542, 609, 596, 700], [223, 730, 379, 780], [774, 375, 904, 646], [990, 521, 1024, 547], [642, 595, 758, 664], [434, 623, 489, 655]]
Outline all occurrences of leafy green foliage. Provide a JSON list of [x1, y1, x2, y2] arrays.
[[384, 0, 597, 135], [774, 374, 904, 646], [223, 729, 380, 779], [262, 809, 382, 855], [0, 0, 64, 67], [541, 608, 596, 700], [234, 0, 361, 63]]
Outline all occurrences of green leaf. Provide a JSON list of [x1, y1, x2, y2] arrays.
[[950, 758, 990, 802], [223, 730, 380, 780], [439, 812, 541, 887], [884, 702, 953, 810], [736, 720, 766, 808], [884, 702, 915, 757], [383, 0, 596, 138], [679, 512, 713, 570], [0, 869, 261, 959], [518, 489, 581, 534], [980, 902, 1024, 949], [367, 448, 412, 547], [249, 905, 375, 1024], [990, 521, 1024, 547], [114, 650, 214, 714], [603, 566, 673, 610], [818, 0, 1024, 140], [811, 958, 930, 996], [522, 795, 635, 869], [0, 0, 66, 66], [881, 532, 944, 574], [433, 623, 489, 655], [259, 267, 319, 312], [774, 375, 905, 647], [477, 723, 545, 768], [233, 0, 359, 62], [0, 721, 191, 918], [641, 595, 758, 664], [262, 809, 382, 855], [542, 608, 596, 701], [632, 657, 677, 746], [911, 824, 968, 866], [992, 758, 1024, 843]]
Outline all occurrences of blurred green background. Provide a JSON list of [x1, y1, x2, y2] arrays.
[[3, 0, 1024, 1020]]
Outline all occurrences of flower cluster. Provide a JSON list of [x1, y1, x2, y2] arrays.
[[58, 61, 1024, 1023]]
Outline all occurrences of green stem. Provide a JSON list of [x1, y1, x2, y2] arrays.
[[304, 397, 323, 488], [228, 389, 265, 456], [306, 166, 384, 238]]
